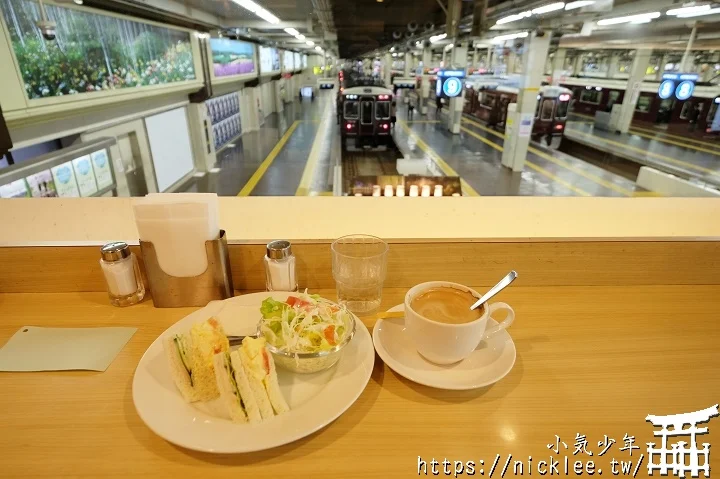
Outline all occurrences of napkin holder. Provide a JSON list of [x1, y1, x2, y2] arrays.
[[139, 230, 234, 308]]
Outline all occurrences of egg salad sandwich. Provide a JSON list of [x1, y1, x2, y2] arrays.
[[213, 336, 290, 423], [163, 318, 229, 403]]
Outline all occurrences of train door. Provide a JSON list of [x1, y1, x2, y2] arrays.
[[537, 97, 556, 137], [497, 95, 511, 129], [656, 98, 675, 124], [360, 97, 374, 136]]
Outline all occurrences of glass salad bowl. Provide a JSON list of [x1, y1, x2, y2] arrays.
[[256, 296, 358, 374]]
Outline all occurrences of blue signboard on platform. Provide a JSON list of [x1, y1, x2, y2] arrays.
[[675, 81, 695, 101], [438, 69, 466, 79], [658, 80, 675, 100], [442, 77, 463, 97]]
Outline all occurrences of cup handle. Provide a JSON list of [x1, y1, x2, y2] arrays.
[[484, 302, 515, 339]]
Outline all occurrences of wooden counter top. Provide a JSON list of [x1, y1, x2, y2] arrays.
[[1, 286, 718, 477]]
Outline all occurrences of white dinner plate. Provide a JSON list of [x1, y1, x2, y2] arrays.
[[372, 304, 516, 390], [132, 292, 375, 453]]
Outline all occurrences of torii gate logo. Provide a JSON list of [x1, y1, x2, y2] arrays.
[[646, 404, 718, 478]]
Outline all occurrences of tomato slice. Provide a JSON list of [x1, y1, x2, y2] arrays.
[[324, 325, 336, 345], [261, 349, 270, 374], [286, 296, 312, 309], [286, 296, 299, 307]]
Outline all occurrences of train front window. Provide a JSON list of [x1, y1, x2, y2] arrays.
[[375, 101, 390, 119], [580, 89, 601, 104], [361, 100, 373, 124], [555, 101, 569, 119], [344, 101, 358, 119], [540, 99, 554, 120]]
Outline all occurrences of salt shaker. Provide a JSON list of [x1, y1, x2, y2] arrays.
[[99, 242, 145, 307], [264, 240, 297, 292]]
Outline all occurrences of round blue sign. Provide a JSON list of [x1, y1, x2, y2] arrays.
[[675, 81, 695, 101], [442, 77, 462, 98], [56, 166, 72, 184], [658, 80, 675, 100]]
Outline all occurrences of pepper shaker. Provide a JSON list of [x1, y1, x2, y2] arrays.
[[99, 242, 145, 307], [264, 240, 298, 292]]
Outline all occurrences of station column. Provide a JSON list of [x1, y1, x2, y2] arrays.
[[383, 53, 392, 88], [420, 45, 431, 115], [404, 52, 412, 76], [616, 49, 651, 134], [551, 48, 567, 83], [501, 30, 551, 172], [607, 53, 619, 79], [447, 42, 468, 134]]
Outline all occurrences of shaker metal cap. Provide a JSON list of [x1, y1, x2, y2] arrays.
[[101, 242, 130, 262], [267, 240, 292, 260]]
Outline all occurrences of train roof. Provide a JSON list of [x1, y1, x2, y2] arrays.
[[560, 77, 720, 98], [486, 84, 573, 97], [343, 86, 393, 96]]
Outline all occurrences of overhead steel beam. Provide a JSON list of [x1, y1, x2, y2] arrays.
[[223, 20, 308, 29]]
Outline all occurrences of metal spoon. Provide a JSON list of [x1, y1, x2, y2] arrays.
[[470, 270, 518, 311]]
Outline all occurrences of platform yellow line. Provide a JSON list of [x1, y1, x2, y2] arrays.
[[398, 120, 480, 196], [459, 125, 592, 197], [624, 129, 720, 157], [296, 101, 332, 196], [569, 129, 720, 177], [237, 120, 301, 196]]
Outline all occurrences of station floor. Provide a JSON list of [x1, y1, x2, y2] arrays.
[[182, 92, 658, 197], [566, 113, 720, 187]]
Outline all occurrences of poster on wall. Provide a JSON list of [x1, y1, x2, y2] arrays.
[[210, 38, 255, 77], [91, 149, 114, 189], [71, 155, 98, 196], [0, 179, 30, 198], [259, 46, 280, 74], [26, 170, 58, 197], [283, 51, 294, 71], [206, 92, 241, 152], [50, 161, 81, 197], [1, 0, 195, 100], [293, 52, 301, 70]]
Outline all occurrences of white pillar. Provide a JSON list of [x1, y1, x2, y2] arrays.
[[441, 49, 447, 68], [472, 47, 478, 68], [447, 43, 468, 134], [551, 48, 567, 84], [506, 51, 517, 75], [607, 53, 619, 79], [501, 30, 551, 172], [383, 53, 392, 89], [420, 46, 431, 115], [573, 54, 584, 75], [657, 53, 670, 81], [487, 46, 493, 71], [616, 49, 652, 134], [680, 23, 698, 72], [404, 52, 412, 77]]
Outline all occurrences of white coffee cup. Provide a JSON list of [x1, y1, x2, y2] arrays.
[[404, 281, 515, 365]]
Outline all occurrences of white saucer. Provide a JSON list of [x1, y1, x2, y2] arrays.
[[372, 304, 516, 390]]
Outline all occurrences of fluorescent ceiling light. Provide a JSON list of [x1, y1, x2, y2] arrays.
[[233, 0, 280, 24], [284, 27, 299, 36], [495, 10, 531, 25], [390, 47, 395, 52], [492, 31, 528, 43], [430, 33, 447, 43], [565, 0, 594, 10], [315, 46, 323, 51], [596, 12, 660, 25], [392, 52, 398, 57], [532, 2, 565, 15], [416, 41, 422, 46], [676, 7, 720, 17], [296, 34, 305, 40], [631, 18, 651, 24], [666, 5, 711, 16], [306, 40, 315, 46]]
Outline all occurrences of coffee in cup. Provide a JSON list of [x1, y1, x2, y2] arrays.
[[404, 281, 515, 365], [410, 286, 484, 324]]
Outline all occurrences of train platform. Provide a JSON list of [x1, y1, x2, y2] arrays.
[[182, 92, 655, 197], [565, 113, 720, 189]]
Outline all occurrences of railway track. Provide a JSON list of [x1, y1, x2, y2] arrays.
[[341, 140, 401, 193]]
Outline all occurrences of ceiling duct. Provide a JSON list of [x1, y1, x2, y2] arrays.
[[424, 22, 435, 32], [393, 31, 403, 39], [408, 22, 419, 32]]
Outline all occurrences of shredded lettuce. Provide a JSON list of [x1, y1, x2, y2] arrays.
[[259, 291, 352, 354]]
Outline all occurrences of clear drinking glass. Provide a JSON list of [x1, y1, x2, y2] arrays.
[[331, 234, 389, 314]]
